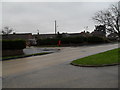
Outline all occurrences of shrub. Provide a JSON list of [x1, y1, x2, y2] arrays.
[[2, 39, 26, 50], [87, 36, 106, 43], [61, 37, 71, 44], [108, 38, 118, 42], [61, 36, 86, 44], [37, 36, 87, 46], [37, 38, 59, 45], [36, 36, 109, 46]]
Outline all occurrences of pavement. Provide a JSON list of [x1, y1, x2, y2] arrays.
[[2, 44, 119, 88]]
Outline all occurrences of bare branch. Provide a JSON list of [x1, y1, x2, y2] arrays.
[[92, 2, 120, 38]]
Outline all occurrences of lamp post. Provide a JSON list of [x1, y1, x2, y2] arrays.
[[37, 29, 39, 35], [55, 20, 57, 35]]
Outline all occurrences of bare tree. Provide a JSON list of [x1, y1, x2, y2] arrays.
[[2, 26, 13, 35], [92, 2, 120, 39]]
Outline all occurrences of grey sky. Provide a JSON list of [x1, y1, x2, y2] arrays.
[[2, 2, 116, 34]]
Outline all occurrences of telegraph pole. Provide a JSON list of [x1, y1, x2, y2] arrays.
[[54, 20, 57, 35], [37, 29, 39, 35]]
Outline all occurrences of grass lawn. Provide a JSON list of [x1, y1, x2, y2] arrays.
[[71, 48, 120, 66]]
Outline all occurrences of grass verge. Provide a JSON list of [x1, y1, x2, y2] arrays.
[[2, 52, 52, 61], [71, 48, 120, 67]]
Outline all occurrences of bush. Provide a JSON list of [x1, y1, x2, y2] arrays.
[[108, 38, 118, 42], [37, 38, 59, 45], [37, 36, 87, 46], [61, 36, 86, 44], [2, 39, 26, 50], [87, 36, 106, 43], [36, 36, 109, 46]]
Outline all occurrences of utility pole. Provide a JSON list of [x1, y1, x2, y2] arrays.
[[54, 20, 57, 35], [37, 29, 39, 35], [118, 1, 120, 31]]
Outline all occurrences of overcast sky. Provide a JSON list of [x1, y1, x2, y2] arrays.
[[2, 2, 117, 34]]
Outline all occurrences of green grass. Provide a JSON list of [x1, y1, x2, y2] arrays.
[[71, 48, 120, 66], [2, 52, 52, 61]]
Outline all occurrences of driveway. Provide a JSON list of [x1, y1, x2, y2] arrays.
[[2, 44, 118, 88]]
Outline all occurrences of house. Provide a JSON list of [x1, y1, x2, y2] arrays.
[[2, 33, 37, 46], [33, 34, 56, 40], [33, 31, 92, 40], [2, 33, 33, 40]]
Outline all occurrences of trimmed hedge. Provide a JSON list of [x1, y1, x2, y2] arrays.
[[37, 38, 59, 45], [87, 36, 109, 43], [2, 39, 26, 50], [61, 36, 86, 44], [37, 36, 109, 46]]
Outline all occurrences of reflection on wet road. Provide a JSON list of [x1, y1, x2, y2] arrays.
[[3, 44, 118, 88]]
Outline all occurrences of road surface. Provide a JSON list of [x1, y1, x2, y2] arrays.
[[2, 44, 119, 88]]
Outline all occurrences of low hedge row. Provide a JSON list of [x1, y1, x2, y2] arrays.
[[61, 36, 86, 44], [87, 36, 109, 43], [37, 38, 59, 45], [37, 36, 109, 46], [2, 39, 26, 50]]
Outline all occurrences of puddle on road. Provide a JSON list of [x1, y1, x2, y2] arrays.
[[23, 47, 60, 55]]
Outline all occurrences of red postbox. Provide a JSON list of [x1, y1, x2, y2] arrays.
[[58, 40, 61, 46]]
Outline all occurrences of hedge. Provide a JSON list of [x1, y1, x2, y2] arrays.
[[87, 36, 109, 43], [61, 36, 86, 44], [36, 36, 109, 46], [37, 38, 59, 45], [2, 39, 26, 50]]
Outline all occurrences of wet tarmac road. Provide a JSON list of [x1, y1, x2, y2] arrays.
[[2, 44, 118, 88]]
